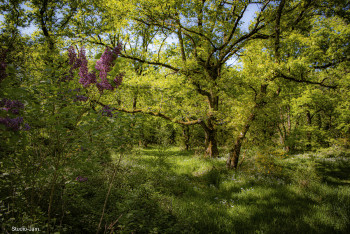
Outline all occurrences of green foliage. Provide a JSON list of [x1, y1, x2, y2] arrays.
[[1, 0, 350, 233]]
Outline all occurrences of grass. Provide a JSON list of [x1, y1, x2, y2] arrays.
[[107, 146, 350, 233]]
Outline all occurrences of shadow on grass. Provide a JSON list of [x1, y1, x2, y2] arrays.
[[178, 186, 325, 234], [316, 158, 350, 185], [119, 147, 350, 233], [136, 147, 195, 158]]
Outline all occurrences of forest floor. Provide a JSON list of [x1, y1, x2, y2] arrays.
[[109, 146, 350, 233]]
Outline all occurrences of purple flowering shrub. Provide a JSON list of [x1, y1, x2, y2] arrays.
[[66, 44, 124, 118], [0, 98, 25, 114], [68, 43, 124, 93], [0, 52, 30, 132], [1, 42, 127, 233], [0, 98, 27, 132], [0, 98, 29, 131]]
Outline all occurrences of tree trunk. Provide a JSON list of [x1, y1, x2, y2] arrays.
[[227, 113, 256, 169], [199, 91, 220, 158], [182, 125, 190, 151], [226, 134, 244, 169], [286, 105, 292, 152], [278, 105, 292, 152], [204, 128, 219, 157], [226, 83, 267, 169], [306, 110, 312, 150]]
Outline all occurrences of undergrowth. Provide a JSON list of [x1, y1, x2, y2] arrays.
[[2, 146, 349, 233]]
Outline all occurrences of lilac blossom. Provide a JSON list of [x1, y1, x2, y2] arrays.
[[74, 95, 89, 102], [65, 46, 80, 81], [113, 43, 122, 56], [96, 80, 114, 93], [95, 46, 119, 92], [101, 105, 115, 117], [68, 46, 82, 70], [95, 47, 117, 78], [0, 56, 29, 132], [67, 44, 123, 92], [114, 72, 124, 88], [0, 98, 24, 114], [0, 117, 23, 131], [78, 48, 97, 87], [23, 123, 31, 131], [78, 48, 89, 85]]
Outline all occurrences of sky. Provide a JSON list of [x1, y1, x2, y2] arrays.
[[241, 3, 261, 32]]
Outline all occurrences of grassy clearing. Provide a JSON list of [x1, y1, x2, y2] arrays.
[[112, 146, 350, 233]]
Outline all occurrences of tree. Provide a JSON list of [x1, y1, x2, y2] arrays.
[[77, 0, 285, 157], [226, 0, 349, 167]]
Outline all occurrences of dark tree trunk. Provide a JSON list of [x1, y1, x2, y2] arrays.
[[195, 85, 220, 158], [306, 110, 312, 150], [204, 128, 219, 157], [285, 105, 292, 152], [226, 134, 244, 169], [182, 125, 190, 151]]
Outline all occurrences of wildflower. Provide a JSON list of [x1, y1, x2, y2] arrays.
[[23, 123, 31, 131], [75, 176, 88, 182]]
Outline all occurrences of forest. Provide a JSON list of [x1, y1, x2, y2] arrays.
[[0, 0, 350, 233]]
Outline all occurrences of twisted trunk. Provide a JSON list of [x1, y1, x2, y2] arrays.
[[204, 127, 219, 157], [226, 113, 255, 169], [227, 84, 267, 169]]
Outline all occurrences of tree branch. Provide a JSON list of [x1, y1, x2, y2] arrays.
[[218, 0, 270, 63], [277, 73, 337, 89], [120, 54, 180, 72], [312, 57, 350, 69], [91, 100, 201, 126], [274, 0, 286, 61], [192, 82, 211, 98]]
